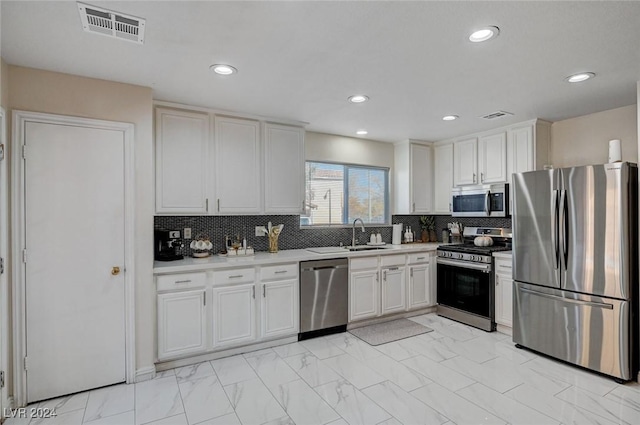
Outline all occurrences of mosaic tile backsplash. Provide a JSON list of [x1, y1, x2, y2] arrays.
[[154, 214, 512, 257]]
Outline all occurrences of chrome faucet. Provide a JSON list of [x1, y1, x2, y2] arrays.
[[352, 218, 365, 247]]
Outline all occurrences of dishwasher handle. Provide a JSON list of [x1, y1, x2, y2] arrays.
[[301, 264, 349, 272]]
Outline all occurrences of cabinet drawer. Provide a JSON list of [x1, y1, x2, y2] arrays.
[[157, 272, 207, 292], [213, 268, 256, 285], [495, 259, 513, 275], [380, 254, 406, 267], [350, 256, 378, 270], [408, 252, 430, 264], [261, 263, 298, 281]]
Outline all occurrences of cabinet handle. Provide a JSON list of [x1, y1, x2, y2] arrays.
[[412, 202, 415, 212], [410, 269, 414, 278], [417, 257, 425, 260], [175, 279, 191, 284], [252, 286, 255, 298], [496, 275, 499, 285], [203, 294, 206, 306], [383, 270, 387, 281], [386, 267, 399, 271], [376, 272, 379, 282], [498, 265, 512, 269], [473, 173, 476, 183], [274, 270, 288, 274], [481, 172, 484, 182], [217, 198, 220, 212], [302, 200, 305, 213], [206, 198, 209, 213], [229, 275, 243, 279], [449, 202, 452, 212], [263, 285, 266, 297]]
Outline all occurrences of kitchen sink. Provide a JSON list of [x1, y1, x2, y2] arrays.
[[346, 245, 391, 251]]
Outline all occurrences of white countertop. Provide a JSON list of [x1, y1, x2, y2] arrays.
[[153, 243, 441, 274], [493, 251, 513, 259]]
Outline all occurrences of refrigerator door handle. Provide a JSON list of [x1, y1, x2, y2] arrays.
[[520, 288, 614, 310], [561, 189, 569, 269], [552, 189, 560, 270]]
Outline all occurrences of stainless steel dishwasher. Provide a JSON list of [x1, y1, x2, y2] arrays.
[[299, 258, 349, 340]]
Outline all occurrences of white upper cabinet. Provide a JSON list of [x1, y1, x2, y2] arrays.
[[155, 108, 209, 214], [453, 138, 478, 186], [433, 143, 453, 214], [264, 123, 305, 214], [478, 132, 507, 184], [215, 116, 262, 214], [394, 141, 433, 214]]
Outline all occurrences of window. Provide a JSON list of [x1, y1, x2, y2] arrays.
[[302, 161, 389, 226]]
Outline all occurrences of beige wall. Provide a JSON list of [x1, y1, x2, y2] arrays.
[[7, 66, 155, 375], [305, 131, 394, 170], [551, 104, 638, 167]]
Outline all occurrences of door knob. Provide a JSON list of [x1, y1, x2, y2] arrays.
[[111, 266, 121, 276]]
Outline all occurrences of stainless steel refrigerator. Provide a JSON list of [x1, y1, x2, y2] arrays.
[[513, 162, 638, 381]]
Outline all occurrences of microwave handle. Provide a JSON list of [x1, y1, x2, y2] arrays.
[[484, 191, 491, 215]]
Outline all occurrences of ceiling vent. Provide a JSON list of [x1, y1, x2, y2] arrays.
[[481, 110, 514, 120], [77, 2, 145, 44]]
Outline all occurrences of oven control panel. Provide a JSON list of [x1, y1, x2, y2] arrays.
[[437, 250, 492, 263]]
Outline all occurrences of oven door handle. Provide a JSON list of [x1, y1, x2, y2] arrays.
[[437, 258, 492, 272]]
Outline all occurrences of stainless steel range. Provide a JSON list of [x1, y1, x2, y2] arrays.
[[436, 227, 511, 331]]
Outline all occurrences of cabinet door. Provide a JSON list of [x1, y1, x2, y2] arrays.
[[155, 108, 209, 214], [157, 289, 207, 360], [408, 264, 432, 310], [261, 279, 299, 339], [212, 283, 256, 347], [410, 144, 432, 213], [453, 138, 478, 186], [495, 274, 513, 328], [215, 116, 261, 214], [507, 126, 534, 215], [433, 144, 453, 213], [349, 270, 380, 322], [478, 132, 507, 184], [381, 267, 406, 315], [264, 124, 305, 214]]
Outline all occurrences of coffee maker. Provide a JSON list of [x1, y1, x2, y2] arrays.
[[154, 229, 184, 261]]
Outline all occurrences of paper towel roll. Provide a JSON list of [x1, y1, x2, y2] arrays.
[[392, 223, 403, 245], [609, 139, 621, 163]]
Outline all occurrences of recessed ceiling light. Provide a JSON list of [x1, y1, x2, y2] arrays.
[[210, 64, 237, 75], [442, 115, 459, 121], [565, 72, 595, 83], [469, 26, 500, 42], [356, 130, 368, 135], [348, 95, 369, 103]]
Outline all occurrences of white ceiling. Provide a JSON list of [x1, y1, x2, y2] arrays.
[[2, 1, 639, 143]]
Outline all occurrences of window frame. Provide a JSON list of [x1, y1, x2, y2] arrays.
[[302, 160, 391, 227]]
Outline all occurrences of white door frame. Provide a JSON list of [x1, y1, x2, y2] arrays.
[[0, 107, 10, 411], [12, 110, 136, 406]]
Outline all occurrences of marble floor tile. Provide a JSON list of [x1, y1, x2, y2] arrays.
[[396, 335, 458, 362], [36, 392, 89, 414], [242, 347, 275, 359], [324, 419, 348, 425], [135, 376, 184, 425], [270, 379, 340, 425], [425, 322, 479, 341], [145, 413, 188, 425], [314, 379, 391, 425], [155, 370, 176, 379], [210, 355, 258, 386], [362, 381, 448, 425], [300, 336, 346, 359], [329, 333, 384, 361], [321, 353, 386, 389], [440, 355, 523, 393], [362, 354, 432, 392], [193, 412, 241, 425], [525, 357, 619, 397], [284, 352, 341, 388], [262, 417, 295, 425], [178, 375, 233, 424], [482, 356, 570, 395], [372, 339, 420, 361], [409, 314, 457, 327], [223, 378, 286, 425], [465, 336, 538, 364], [605, 384, 640, 412], [410, 382, 506, 425], [505, 383, 618, 425], [30, 409, 84, 425], [431, 335, 498, 364], [376, 418, 403, 425], [456, 382, 560, 425], [556, 385, 639, 425], [271, 342, 309, 358], [174, 362, 215, 383], [83, 410, 135, 425], [402, 355, 476, 392], [84, 383, 135, 423], [245, 350, 300, 390]]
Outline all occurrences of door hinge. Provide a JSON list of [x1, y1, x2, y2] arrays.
[[24, 357, 28, 371], [23, 249, 27, 263], [0, 371, 5, 388], [22, 145, 27, 159]]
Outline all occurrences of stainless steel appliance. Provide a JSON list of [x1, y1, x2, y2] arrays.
[[513, 162, 638, 381], [452, 183, 509, 217], [154, 229, 184, 261], [437, 227, 512, 331], [299, 258, 349, 340]]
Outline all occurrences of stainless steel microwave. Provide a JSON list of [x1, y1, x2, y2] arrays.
[[451, 183, 509, 217]]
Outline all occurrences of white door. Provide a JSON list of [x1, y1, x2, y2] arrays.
[[453, 138, 478, 186], [212, 284, 256, 347], [410, 144, 432, 213], [408, 264, 432, 309], [157, 290, 207, 360], [25, 122, 126, 402], [264, 124, 305, 214], [433, 144, 453, 213], [260, 279, 299, 338], [381, 267, 406, 315], [0, 108, 6, 415], [349, 270, 379, 322], [478, 132, 507, 184]]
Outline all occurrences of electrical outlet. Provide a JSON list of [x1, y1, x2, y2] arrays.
[[255, 226, 266, 237], [184, 228, 192, 239]]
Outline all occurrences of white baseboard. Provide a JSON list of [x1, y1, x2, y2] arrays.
[[135, 366, 156, 383], [496, 324, 513, 337]]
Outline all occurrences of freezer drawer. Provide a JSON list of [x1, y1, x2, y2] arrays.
[[513, 282, 632, 380]]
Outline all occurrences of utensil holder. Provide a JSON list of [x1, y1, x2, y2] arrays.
[[268, 233, 280, 253]]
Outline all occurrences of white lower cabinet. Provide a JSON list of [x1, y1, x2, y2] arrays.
[[381, 266, 406, 315], [494, 257, 513, 328], [157, 289, 207, 360], [349, 269, 380, 322], [408, 263, 432, 309], [260, 278, 299, 338], [212, 283, 257, 347]]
